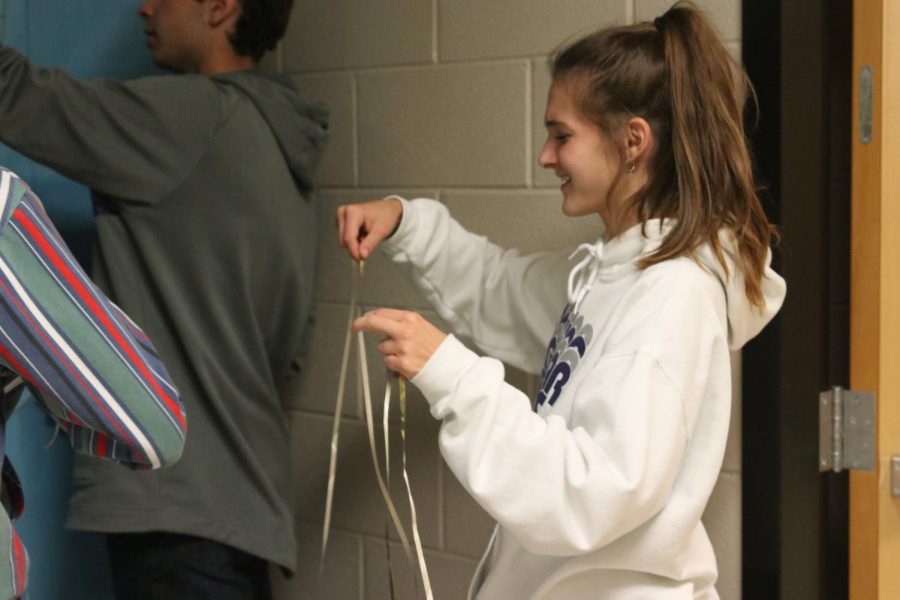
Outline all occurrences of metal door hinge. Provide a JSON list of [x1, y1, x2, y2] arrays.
[[819, 386, 875, 473]]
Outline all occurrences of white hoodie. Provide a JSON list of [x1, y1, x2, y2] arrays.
[[381, 198, 786, 600]]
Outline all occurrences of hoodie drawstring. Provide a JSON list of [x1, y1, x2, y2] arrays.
[[567, 242, 604, 313]]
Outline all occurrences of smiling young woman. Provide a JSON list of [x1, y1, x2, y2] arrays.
[[336, 2, 785, 598]]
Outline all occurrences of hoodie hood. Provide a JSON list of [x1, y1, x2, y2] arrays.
[[567, 218, 785, 350], [694, 229, 786, 349], [214, 69, 329, 195]]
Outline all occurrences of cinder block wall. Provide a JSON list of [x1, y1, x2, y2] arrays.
[[273, 1, 743, 598]]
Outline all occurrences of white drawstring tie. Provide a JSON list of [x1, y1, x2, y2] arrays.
[[567, 242, 604, 313]]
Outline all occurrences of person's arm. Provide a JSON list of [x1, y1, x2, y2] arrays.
[[0, 46, 222, 205], [340, 197, 572, 373], [361, 272, 725, 555], [0, 170, 185, 468]]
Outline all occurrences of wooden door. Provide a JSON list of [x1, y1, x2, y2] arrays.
[[849, 1, 900, 598]]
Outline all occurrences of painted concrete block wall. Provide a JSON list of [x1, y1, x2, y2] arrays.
[[276, 1, 744, 598]]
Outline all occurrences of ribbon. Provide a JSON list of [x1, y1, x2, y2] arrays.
[[357, 323, 414, 561], [398, 376, 433, 598], [321, 261, 433, 600], [320, 261, 361, 567]]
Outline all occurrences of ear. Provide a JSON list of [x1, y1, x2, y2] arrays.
[[206, 0, 241, 28], [623, 117, 653, 164]]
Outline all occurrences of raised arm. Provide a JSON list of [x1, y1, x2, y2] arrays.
[[0, 46, 221, 205], [339, 197, 571, 372], [0, 170, 185, 468]]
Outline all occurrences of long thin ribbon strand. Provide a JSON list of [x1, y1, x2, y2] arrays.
[[383, 376, 392, 482], [382, 376, 397, 597], [320, 261, 361, 568], [399, 376, 434, 599]]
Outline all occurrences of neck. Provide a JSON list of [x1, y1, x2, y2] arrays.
[[198, 52, 256, 75], [602, 210, 639, 240], [602, 170, 648, 239]]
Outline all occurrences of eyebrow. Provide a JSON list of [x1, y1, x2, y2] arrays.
[[545, 119, 564, 128]]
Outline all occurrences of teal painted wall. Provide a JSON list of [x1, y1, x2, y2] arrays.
[[1, 2, 161, 597]]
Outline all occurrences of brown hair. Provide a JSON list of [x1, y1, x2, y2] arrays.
[[550, 1, 776, 308]]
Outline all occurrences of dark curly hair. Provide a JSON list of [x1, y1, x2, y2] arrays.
[[228, 0, 294, 62]]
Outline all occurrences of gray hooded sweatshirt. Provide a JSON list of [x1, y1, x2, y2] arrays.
[[0, 46, 328, 570]]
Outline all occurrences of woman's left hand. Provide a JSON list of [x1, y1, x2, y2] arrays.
[[352, 308, 447, 380]]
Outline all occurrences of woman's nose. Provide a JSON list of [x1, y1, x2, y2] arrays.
[[538, 139, 556, 169]]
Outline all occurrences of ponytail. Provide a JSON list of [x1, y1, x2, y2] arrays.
[[550, 1, 776, 309]]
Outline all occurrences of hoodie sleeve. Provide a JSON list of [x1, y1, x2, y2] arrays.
[[0, 46, 223, 206], [410, 270, 727, 556], [381, 197, 571, 374]]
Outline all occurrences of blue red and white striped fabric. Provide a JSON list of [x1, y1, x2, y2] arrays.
[[0, 169, 186, 599]]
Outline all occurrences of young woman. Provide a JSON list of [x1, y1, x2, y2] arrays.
[[336, 3, 785, 598]]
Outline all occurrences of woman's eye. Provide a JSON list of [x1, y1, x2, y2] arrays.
[[554, 134, 570, 142]]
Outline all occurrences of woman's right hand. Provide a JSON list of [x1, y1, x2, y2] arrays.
[[336, 197, 404, 261]]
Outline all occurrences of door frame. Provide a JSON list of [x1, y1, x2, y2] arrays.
[[742, 1, 852, 598]]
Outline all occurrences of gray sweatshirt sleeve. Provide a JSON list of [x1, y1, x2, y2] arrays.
[[0, 46, 224, 205]]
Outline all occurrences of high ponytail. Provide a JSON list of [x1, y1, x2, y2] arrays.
[[550, 1, 776, 309]]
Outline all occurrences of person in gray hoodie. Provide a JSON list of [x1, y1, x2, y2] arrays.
[[0, 0, 328, 598]]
